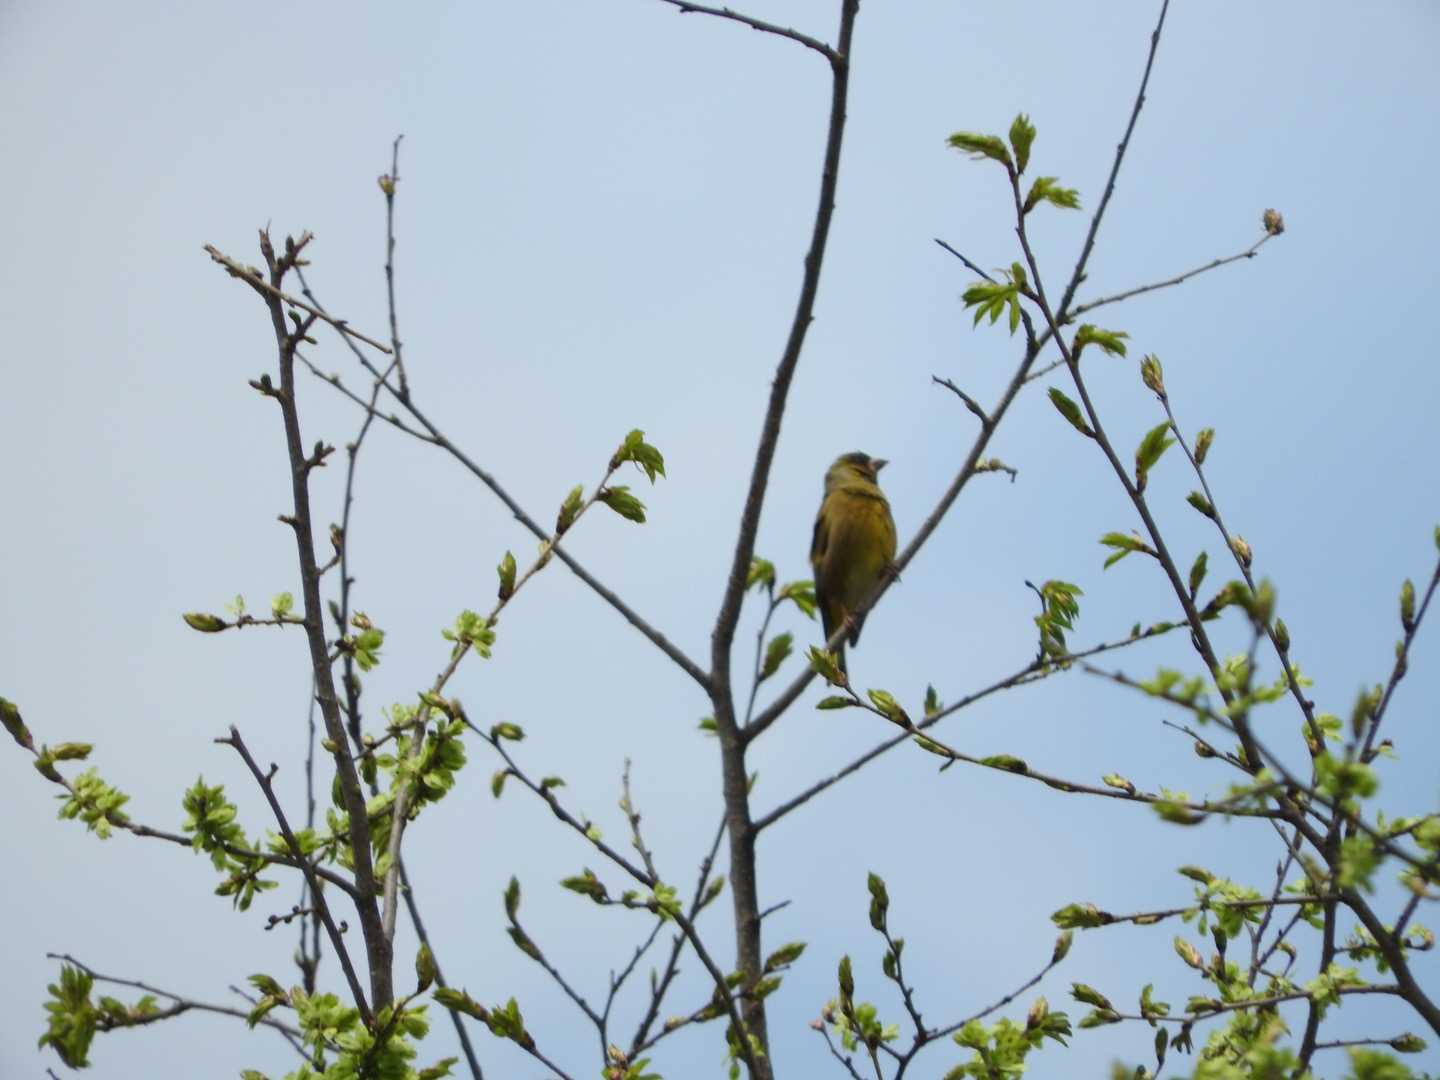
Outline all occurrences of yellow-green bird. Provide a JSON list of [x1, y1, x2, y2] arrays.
[[810, 451, 897, 674]]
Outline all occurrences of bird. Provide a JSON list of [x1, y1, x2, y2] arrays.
[[810, 451, 897, 675]]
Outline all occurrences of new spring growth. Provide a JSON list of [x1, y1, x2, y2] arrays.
[[1262, 208, 1285, 236], [1140, 354, 1165, 397]]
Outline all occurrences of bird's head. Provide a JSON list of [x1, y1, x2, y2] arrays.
[[825, 451, 888, 491]]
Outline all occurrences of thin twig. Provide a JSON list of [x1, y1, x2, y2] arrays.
[[654, 0, 838, 62], [45, 953, 306, 1050], [204, 244, 392, 354], [220, 726, 373, 1025]]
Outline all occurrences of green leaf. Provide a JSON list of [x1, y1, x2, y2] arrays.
[[1048, 387, 1094, 438], [1052, 902, 1111, 929], [504, 877, 521, 920], [1023, 176, 1081, 213], [612, 429, 666, 483], [760, 633, 794, 681], [183, 612, 226, 633], [1099, 531, 1154, 569], [560, 868, 609, 903], [1070, 983, 1113, 1010], [764, 942, 807, 972], [1188, 551, 1208, 597], [1400, 578, 1416, 631], [807, 646, 846, 687], [1139, 354, 1165, 395], [747, 558, 776, 591], [867, 872, 889, 931], [923, 685, 941, 718], [981, 754, 1028, 773], [496, 551, 517, 602], [778, 580, 818, 619], [1, 697, 34, 750], [961, 279, 1023, 335], [555, 484, 585, 535], [866, 689, 907, 725], [1072, 325, 1129, 359], [1009, 114, 1036, 173], [947, 131, 1012, 167], [270, 592, 294, 618], [598, 485, 647, 524], [816, 696, 854, 710], [490, 770, 508, 798], [1134, 421, 1175, 492], [1102, 774, 1136, 795], [433, 987, 490, 1022], [1186, 491, 1217, 520], [415, 943, 437, 992]]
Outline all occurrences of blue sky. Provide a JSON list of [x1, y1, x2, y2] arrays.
[[2, 1, 1438, 1077]]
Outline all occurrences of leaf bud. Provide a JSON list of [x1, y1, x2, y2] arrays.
[[1193, 427, 1215, 465], [1139, 354, 1165, 396]]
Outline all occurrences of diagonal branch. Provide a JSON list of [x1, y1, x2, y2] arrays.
[[654, 0, 838, 63], [220, 726, 372, 1024], [291, 267, 709, 690]]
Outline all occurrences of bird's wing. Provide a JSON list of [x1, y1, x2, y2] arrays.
[[811, 496, 836, 642]]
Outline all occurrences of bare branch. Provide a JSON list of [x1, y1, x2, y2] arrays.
[[654, 0, 838, 63], [218, 726, 372, 1024], [204, 243, 392, 354]]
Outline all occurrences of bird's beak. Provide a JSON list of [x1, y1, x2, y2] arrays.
[[872, 458, 888, 473]]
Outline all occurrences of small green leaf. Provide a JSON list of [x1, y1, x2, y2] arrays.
[[1099, 531, 1153, 569], [947, 131, 1012, 167], [1400, 578, 1416, 631], [612, 429, 666, 483], [1052, 903, 1111, 929], [555, 484, 585, 535], [1194, 427, 1215, 465], [1009, 114, 1036, 173], [764, 941, 807, 972], [1072, 325, 1129, 358], [866, 689, 908, 725], [1048, 387, 1094, 438], [1186, 491, 1217, 520], [760, 633, 794, 681], [1134, 421, 1175, 492], [1023, 176, 1081, 213], [504, 877, 521, 920], [270, 592, 294, 618], [1101, 774, 1135, 795], [1188, 551, 1208, 598], [807, 646, 846, 687], [1139, 354, 1165, 395], [496, 551, 517, 601], [598, 486, 647, 524], [490, 770, 508, 798], [0, 697, 34, 750], [747, 558, 776, 591], [183, 612, 226, 633], [778, 580, 818, 619], [816, 695, 853, 711], [981, 754, 1028, 773], [415, 943, 437, 992]]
